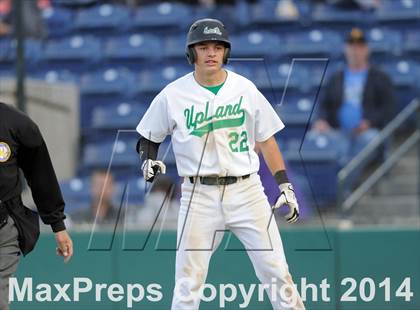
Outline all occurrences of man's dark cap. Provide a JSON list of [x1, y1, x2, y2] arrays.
[[346, 28, 367, 44]]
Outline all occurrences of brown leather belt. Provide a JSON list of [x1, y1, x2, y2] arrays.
[[188, 174, 250, 186]]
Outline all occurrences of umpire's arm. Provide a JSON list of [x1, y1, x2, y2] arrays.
[[16, 118, 73, 261]]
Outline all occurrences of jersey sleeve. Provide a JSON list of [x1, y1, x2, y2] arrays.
[[254, 88, 285, 142], [136, 90, 172, 143]]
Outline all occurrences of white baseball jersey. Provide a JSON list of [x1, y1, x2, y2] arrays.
[[136, 70, 284, 177]]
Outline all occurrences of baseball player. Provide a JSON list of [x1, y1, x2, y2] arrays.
[[136, 19, 305, 309]]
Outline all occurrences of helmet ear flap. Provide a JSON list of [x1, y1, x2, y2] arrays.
[[223, 47, 230, 64], [186, 46, 196, 65]]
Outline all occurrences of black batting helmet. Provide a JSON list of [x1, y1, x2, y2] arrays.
[[185, 18, 231, 65]]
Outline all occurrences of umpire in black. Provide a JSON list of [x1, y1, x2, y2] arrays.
[[0, 102, 73, 309]]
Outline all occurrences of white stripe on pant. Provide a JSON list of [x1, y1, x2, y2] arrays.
[[171, 173, 305, 310]]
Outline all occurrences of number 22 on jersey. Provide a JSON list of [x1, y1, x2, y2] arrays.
[[228, 131, 249, 152]]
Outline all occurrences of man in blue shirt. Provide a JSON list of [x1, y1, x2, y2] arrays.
[[314, 28, 395, 165]]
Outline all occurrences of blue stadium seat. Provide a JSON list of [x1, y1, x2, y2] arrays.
[[365, 28, 402, 57], [312, 4, 368, 26], [404, 30, 420, 59], [73, 4, 130, 34], [137, 64, 190, 94], [375, 0, 419, 23], [83, 139, 138, 170], [51, 0, 98, 6], [250, 0, 300, 26], [125, 177, 146, 205], [224, 63, 253, 80], [230, 31, 283, 60], [380, 60, 419, 110], [60, 177, 91, 213], [0, 39, 42, 67], [104, 34, 162, 63], [132, 2, 192, 33], [0, 38, 14, 71], [157, 141, 176, 166], [91, 102, 148, 130], [80, 68, 137, 98], [163, 35, 187, 61], [42, 6, 74, 37], [31, 69, 78, 84], [275, 94, 314, 142], [381, 60, 419, 89], [284, 131, 344, 204], [284, 29, 343, 58], [253, 61, 308, 93], [43, 35, 102, 71]]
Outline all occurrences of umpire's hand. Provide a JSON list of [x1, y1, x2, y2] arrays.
[[273, 183, 300, 223], [141, 159, 166, 182], [55, 230, 73, 263]]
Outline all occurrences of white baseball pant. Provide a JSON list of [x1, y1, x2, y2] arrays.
[[171, 173, 305, 310]]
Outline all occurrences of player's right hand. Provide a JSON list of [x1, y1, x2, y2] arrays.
[[141, 159, 166, 182]]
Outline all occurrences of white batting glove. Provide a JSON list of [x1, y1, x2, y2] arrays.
[[141, 159, 166, 182], [274, 183, 300, 223]]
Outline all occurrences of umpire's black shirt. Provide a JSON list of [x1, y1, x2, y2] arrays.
[[0, 102, 65, 232]]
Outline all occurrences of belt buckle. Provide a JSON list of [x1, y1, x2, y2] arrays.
[[218, 177, 236, 186]]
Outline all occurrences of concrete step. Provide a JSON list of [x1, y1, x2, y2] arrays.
[[388, 156, 418, 176], [353, 195, 419, 217], [375, 175, 418, 195]]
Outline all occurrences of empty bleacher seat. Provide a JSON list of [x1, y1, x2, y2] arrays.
[[80, 67, 137, 98], [250, 0, 301, 25], [276, 95, 313, 125], [104, 34, 162, 63], [32, 69, 78, 84], [91, 102, 148, 130], [403, 30, 420, 58], [275, 94, 314, 142], [163, 35, 187, 61], [253, 61, 308, 93], [157, 140, 177, 166], [230, 31, 283, 60], [366, 28, 402, 57], [51, 0, 98, 6], [43, 35, 102, 71], [60, 177, 91, 213], [42, 6, 74, 37], [0, 39, 42, 67], [137, 64, 190, 94], [124, 177, 147, 205], [312, 4, 368, 26], [284, 131, 345, 204], [284, 29, 343, 58], [224, 63, 253, 80], [132, 2, 192, 33], [83, 139, 138, 170], [74, 4, 130, 34], [375, 0, 419, 23], [380, 60, 420, 109]]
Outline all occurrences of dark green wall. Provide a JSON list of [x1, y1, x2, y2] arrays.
[[10, 228, 419, 310]]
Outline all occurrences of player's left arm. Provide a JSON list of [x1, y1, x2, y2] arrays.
[[257, 136, 299, 223]]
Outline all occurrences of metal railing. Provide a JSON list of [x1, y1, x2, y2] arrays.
[[338, 98, 420, 214]]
